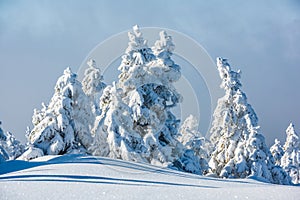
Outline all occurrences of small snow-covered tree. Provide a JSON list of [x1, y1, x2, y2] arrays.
[[5, 131, 24, 159], [0, 121, 6, 141], [0, 146, 8, 163], [0, 121, 24, 160], [242, 122, 275, 181], [92, 26, 184, 168], [209, 58, 290, 184], [82, 59, 106, 116], [178, 115, 199, 146], [281, 123, 300, 184], [0, 122, 9, 163], [270, 139, 284, 166], [177, 115, 210, 174], [24, 68, 93, 158], [17, 145, 44, 161]]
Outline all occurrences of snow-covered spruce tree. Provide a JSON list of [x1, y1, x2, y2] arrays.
[[0, 146, 8, 163], [281, 123, 300, 184], [0, 122, 9, 163], [92, 26, 185, 168], [270, 139, 284, 166], [23, 68, 93, 158], [0, 121, 6, 140], [177, 115, 210, 174], [0, 121, 24, 160], [209, 58, 290, 184], [5, 131, 24, 160], [91, 82, 147, 161], [82, 59, 106, 116]]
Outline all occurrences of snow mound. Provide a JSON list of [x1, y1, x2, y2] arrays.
[[0, 154, 299, 200]]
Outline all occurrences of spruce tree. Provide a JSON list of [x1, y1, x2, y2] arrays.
[[24, 68, 93, 158], [0, 146, 8, 163], [270, 139, 284, 166], [5, 131, 24, 159], [281, 123, 300, 184], [209, 57, 290, 184], [92, 26, 183, 167], [82, 59, 106, 116], [0, 122, 9, 163], [177, 115, 210, 174], [0, 121, 24, 160]]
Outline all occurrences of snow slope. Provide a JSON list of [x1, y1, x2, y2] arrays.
[[0, 155, 299, 200]]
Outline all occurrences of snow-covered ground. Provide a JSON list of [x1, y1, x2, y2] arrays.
[[0, 155, 299, 200]]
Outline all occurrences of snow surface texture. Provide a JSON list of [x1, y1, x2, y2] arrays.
[[0, 154, 299, 200]]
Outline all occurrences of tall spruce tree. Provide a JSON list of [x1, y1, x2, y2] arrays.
[[209, 57, 290, 184], [92, 26, 184, 167]]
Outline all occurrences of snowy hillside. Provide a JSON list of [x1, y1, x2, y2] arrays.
[[0, 155, 299, 200]]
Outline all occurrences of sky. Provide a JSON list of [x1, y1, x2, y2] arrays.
[[0, 0, 299, 146]]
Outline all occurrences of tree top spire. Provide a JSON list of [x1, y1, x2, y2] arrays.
[[126, 25, 148, 54], [87, 59, 97, 68]]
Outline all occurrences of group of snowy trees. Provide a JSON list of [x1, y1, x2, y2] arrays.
[[270, 123, 300, 184], [1, 26, 299, 185]]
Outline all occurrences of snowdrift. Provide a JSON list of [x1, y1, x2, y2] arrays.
[[0, 154, 299, 200]]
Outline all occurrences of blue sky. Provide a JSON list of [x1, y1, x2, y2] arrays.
[[0, 0, 299, 145]]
